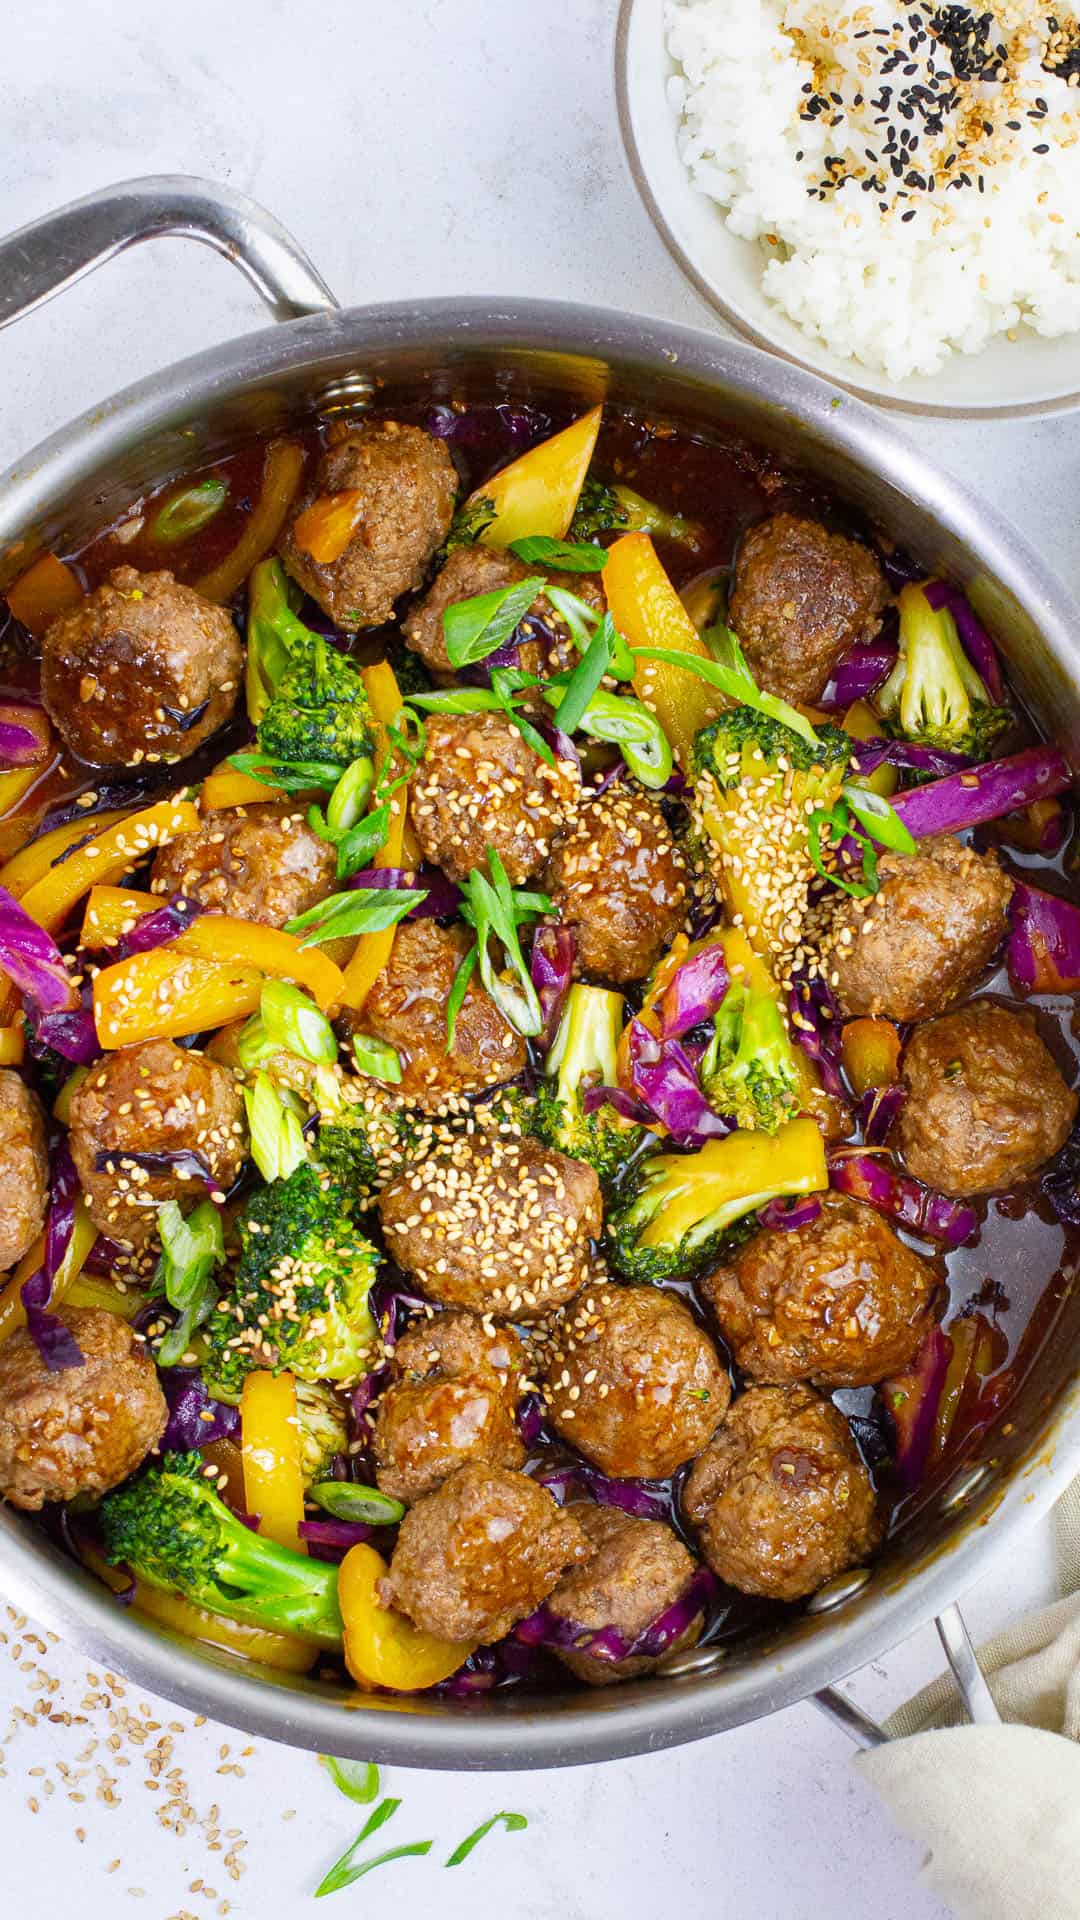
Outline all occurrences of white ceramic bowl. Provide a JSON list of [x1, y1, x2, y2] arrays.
[[616, 0, 1080, 417]]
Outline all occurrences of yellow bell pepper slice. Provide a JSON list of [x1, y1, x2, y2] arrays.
[[93, 946, 265, 1048], [843, 698, 898, 799], [638, 1118, 827, 1253], [0, 1197, 98, 1347], [63, 1273, 144, 1319], [200, 767, 285, 810], [840, 1017, 902, 1096], [6, 552, 84, 636], [81, 1544, 318, 1672], [340, 663, 415, 1011], [604, 532, 723, 768], [173, 915, 344, 1011], [339, 1543, 476, 1693], [474, 406, 602, 549], [0, 1021, 25, 1065], [17, 799, 201, 935], [81, 885, 159, 950], [0, 807, 133, 902], [241, 1370, 307, 1554], [194, 439, 305, 604]]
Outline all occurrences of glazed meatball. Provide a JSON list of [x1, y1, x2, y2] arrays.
[[701, 1191, 938, 1389], [40, 566, 242, 769], [826, 835, 1014, 1022], [545, 1504, 702, 1686], [382, 1461, 590, 1644], [0, 1072, 48, 1271], [150, 803, 336, 929], [729, 514, 888, 705], [403, 545, 602, 678], [0, 1309, 167, 1511], [540, 1282, 730, 1479], [410, 711, 580, 886], [278, 421, 456, 628], [379, 1134, 601, 1321], [373, 1312, 526, 1504], [897, 1001, 1077, 1196], [542, 789, 690, 984], [69, 1039, 246, 1249], [683, 1385, 881, 1602], [342, 919, 527, 1109]]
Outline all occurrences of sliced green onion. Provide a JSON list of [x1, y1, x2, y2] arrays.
[[308, 802, 392, 881], [310, 1481, 405, 1525], [443, 576, 545, 670], [284, 887, 426, 948], [244, 1071, 308, 1182], [445, 941, 479, 1046], [630, 638, 820, 747], [151, 476, 228, 544], [316, 1837, 431, 1900], [460, 850, 547, 1039], [260, 979, 338, 1065], [228, 752, 342, 793], [350, 1032, 403, 1084], [327, 757, 375, 833], [547, 620, 612, 737], [235, 1012, 278, 1074], [445, 1811, 528, 1868], [405, 688, 508, 714], [545, 591, 634, 680], [319, 1756, 380, 1805], [842, 783, 917, 855], [509, 535, 606, 572], [808, 801, 878, 900], [575, 689, 673, 789], [153, 1198, 225, 1368]]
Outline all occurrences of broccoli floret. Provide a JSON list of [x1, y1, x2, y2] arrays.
[[310, 1067, 535, 1209], [204, 1163, 378, 1395], [441, 494, 497, 555], [532, 984, 648, 1184], [569, 479, 703, 551], [690, 709, 852, 958], [294, 1380, 350, 1486], [257, 629, 375, 775], [877, 583, 1010, 758], [100, 1452, 342, 1647], [700, 982, 801, 1134], [604, 1118, 827, 1284], [382, 631, 434, 699]]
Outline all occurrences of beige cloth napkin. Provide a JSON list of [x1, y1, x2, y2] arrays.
[[857, 1481, 1080, 1919]]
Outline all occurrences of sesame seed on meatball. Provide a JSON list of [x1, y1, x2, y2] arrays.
[[409, 711, 580, 886]]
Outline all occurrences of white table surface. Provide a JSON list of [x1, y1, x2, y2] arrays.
[[1, 2, 1077, 1914]]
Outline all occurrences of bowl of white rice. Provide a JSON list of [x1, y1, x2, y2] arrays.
[[616, 0, 1080, 413]]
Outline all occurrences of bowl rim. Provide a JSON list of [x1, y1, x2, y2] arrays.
[[614, 0, 1080, 423], [2, 291, 1080, 1765]]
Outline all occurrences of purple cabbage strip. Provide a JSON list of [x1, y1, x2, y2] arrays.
[[881, 1324, 952, 1492], [436, 1641, 543, 1696], [758, 1194, 824, 1232], [29, 999, 100, 1064], [536, 1464, 671, 1522], [581, 1083, 654, 1126], [0, 709, 46, 766], [1007, 881, 1080, 995], [891, 744, 1072, 841], [849, 737, 974, 779], [877, 545, 924, 593], [0, 884, 78, 1016], [1042, 1127, 1080, 1227], [345, 864, 462, 918], [20, 1143, 85, 1372], [297, 1518, 377, 1562], [159, 1368, 240, 1451], [922, 580, 1005, 702], [93, 1146, 217, 1189], [349, 1364, 391, 1432], [820, 640, 898, 711], [516, 1567, 715, 1664], [626, 1018, 733, 1147], [829, 1151, 978, 1246], [369, 1271, 429, 1350], [590, 760, 626, 798], [113, 893, 203, 961], [787, 967, 845, 1099], [658, 943, 730, 1040], [858, 1083, 907, 1146], [531, 925, 575, 1049], [516, 1391, 546, 1448]]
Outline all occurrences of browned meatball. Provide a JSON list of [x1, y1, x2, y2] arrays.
[[69, 1039, 246, 1248], [546, 1504, 702, 1686], [0, 1072, 48, 1271], [410, 711, 580, 886], [897, 1001, 1077, 1196], [381, 1461, 589, 1643], [278, 421, 456, 628], [542, 789, 689, 984], [373, 1312, 526, 1504], [403, 545, 602, 677], [379, 1134, 601, 1321], [342, 919, 526, 1109], [40, 566, 242, 769], [701, 1191, 938, 1389], [683, 1385, 881, 1601], [150, 803, 336, 929], [540, 1282, 730, 1479], [729, 515, 888, 705], [826, 835, 1014, 1022], [0, 1309, 167, 1511]]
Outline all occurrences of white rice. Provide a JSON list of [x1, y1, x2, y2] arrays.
[[665, 0, 1080, 378]]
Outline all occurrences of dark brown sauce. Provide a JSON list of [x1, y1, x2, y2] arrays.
[[4, 398, 1078, 1669]]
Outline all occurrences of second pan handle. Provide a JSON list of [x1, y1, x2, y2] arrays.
[[0, 175, 339, 333]]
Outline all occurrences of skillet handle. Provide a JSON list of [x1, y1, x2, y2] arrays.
[[0, 175, 339, 331], [813, 1601, 1003, 1748]]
